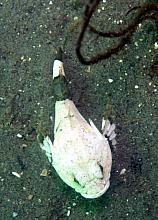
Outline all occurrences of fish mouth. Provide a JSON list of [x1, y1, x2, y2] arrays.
[[80, 180, 110, 199]]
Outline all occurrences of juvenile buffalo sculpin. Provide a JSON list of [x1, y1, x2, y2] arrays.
[[38, 58, 116, 198]]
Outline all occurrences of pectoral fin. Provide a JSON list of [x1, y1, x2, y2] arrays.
[[37, 132, 53, 163]]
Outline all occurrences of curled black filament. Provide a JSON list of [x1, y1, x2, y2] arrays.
[[76, 1, 158, 65]]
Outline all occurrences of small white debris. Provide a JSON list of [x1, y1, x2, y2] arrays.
[[154, 42, 158, 49], [135, 85, 139, 89], [40, 169, 49, 177], [49, 1, 52, 5], [103, 0, 106, 2], [17, 133, 22, 138], [120, 168, 126, 175], [124, 72, 128, 76], [12, 172, 21, 178], [27, 194, 34, 200], [74, 16, 78, 21], [138, 103, 142, 107], [12, 212, 18, 218], [50, 116, 53, 122], [72, 202, 76, 206], [21, 56, 24, 60], [116, 20, 123, 24], [86, 66, 91, 73], [21, 144, 28, 148], [97, 9, 101, 13], [102, 6, 105, 10], [108, 78, 113, 83], [28, 57, 31, 61], [66, 210, 71, 217], [119, 59, 123, 63]]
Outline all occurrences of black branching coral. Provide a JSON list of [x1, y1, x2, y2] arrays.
[[76, 0, 158, 65]]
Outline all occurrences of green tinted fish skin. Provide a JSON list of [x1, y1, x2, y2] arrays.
[[52, 75, 70, 101]]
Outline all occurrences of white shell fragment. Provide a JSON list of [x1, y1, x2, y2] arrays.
[[108, 78, 113, 83], [11, 172, 22, 178], [120, 168, 126, 175], [17, 133, 23, 138], [40, 168, 49, 177]]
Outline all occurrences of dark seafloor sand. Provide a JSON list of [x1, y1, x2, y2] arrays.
[[0, 0, 158, 219]]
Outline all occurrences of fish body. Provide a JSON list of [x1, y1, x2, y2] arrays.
[[38, 60, 115, 198]]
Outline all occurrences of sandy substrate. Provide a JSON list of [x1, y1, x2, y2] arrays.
[[0, 0, 158, 219]]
